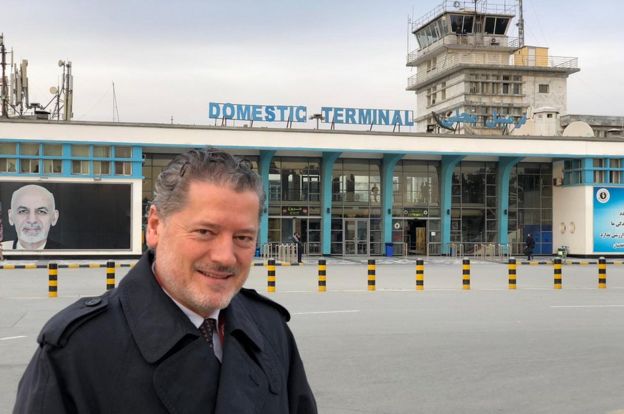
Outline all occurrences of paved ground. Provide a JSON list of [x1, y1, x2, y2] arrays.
[[2, 259, 624, 413]]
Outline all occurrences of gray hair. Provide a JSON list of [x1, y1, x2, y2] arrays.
[[11, 185, 56, 210], [152, 148, 265, 219]]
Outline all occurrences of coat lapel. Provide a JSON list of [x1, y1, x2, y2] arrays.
[[119, 253, 279, 414], [214, 295, 279, 413], [119, 253, 220, 413], [153, 339, 221, 414]]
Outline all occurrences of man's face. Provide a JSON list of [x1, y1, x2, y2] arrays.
[[146, 180, 259, 317], [9, 188, 59, 245]]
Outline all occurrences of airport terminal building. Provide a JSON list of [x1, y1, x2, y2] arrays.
[[0, 1, 623, 258]]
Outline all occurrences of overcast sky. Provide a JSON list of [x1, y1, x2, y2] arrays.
[[2, 0, 622, 128]]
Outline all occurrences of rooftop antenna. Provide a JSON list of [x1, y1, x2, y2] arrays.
[[112, 81, 120, 122], [1, 34, 8, 118], [517, 0, 525, 48]]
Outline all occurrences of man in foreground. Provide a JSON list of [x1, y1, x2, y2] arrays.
[[14, 148, 317, 413]]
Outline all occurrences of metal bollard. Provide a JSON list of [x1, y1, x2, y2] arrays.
[[598, 256, 607, 289], [48, 262, 58, 298], [416, 258, 424, 291], [553, 257, 562, 289], [267, 258, 276, 293], [368, 259, 376, 291], [462, 257, 470, 290], [106, 261, 116, 290], [508, 257, 517, 290], [318, 259, 327, 292]]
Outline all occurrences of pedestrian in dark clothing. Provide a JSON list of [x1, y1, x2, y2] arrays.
[[525, 233, 536, 261], [293, 232, 303, 263], [14, 148, 317, 414]]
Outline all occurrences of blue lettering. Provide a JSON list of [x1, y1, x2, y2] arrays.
[[295, 106, 307, 122], [358, 109, 372, 124], [223, 103, 235, 119], [334, 107, 344, 123], [404, 111, 414, 126], [276, 106, 288, 122], [321, 107, 332, 123], [252, 105, 262, 121], [345, 108, 356, 124], [236, 104, 250, 120], [391, 111, 403, 126], [208, 102, 221, 118], [378, 110, 389, 125], [265, 106, 276, 122]]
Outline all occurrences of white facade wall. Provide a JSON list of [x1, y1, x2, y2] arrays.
[[553, 185, 593, 255], [524, 75, 568, 114]]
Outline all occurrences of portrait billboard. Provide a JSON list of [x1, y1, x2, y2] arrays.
[[0, 182, 131, 251], [593, 187, 624, 253]]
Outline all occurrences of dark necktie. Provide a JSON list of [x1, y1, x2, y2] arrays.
[[199, 318, 217, 350]]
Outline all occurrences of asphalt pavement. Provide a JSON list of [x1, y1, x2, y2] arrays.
[[2, 259, 624, 413]]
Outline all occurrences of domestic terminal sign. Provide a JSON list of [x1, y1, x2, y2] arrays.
[[208, 102, 414, 126]]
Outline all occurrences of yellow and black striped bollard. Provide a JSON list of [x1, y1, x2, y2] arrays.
[[48, 262, 58, 298], [267, 258, 276, 293], [416, 258, 424, 291], [598, 256, 607, 289], [106, 261, 116, 290], [508, 257, 517, 290], [368, 259, 376, 291], [553, 257, 562, 289], [462, 257, 470, 290], [318, 259, 327, 292]]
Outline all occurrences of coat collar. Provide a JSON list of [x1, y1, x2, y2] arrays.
[[118, 251, 264, 363]]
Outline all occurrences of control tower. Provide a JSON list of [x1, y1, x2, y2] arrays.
[[407, 0, 580, 135]]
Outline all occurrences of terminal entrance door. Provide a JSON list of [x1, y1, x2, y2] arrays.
[[344, 218, 369, 255]]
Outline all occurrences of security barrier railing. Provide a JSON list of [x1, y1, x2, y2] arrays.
[[261, 243, 298, 264], [473, 243, 511, 261], [426, 242, 464, 257]]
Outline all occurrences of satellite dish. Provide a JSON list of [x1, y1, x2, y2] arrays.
[[49, 86, 58, 94], [58, 60, 65, 67], [562, 121, 594, 137], [453, 1, 461, 7]]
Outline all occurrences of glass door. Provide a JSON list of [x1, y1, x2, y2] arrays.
[[343, 219, 369, 255]]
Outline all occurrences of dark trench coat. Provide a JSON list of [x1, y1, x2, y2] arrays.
[[14, 252, 317, 414]]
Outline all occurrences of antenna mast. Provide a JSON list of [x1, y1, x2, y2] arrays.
[[1, 34, 8, 118], [517, 0, 525, 48], [112, 81, 120, 122]]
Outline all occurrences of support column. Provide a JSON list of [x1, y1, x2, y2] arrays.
[[321, 152, 341, 256], [582, 158, 593, 184], [382, 153, 404, 253], [258, 150, 275, 247], [497, 157, 522, 247], [440, 155, 464, 255]]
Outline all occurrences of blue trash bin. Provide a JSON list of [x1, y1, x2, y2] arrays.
[[385, 242, 394, 257]]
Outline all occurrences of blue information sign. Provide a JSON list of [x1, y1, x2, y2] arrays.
[[593, 187, 624, 252]]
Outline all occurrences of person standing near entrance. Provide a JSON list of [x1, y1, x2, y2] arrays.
[[293, 231, 303, 263], [525, 233, 536, 261]]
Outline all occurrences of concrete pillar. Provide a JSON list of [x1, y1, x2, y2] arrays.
[[321, 152, 341, 255], [382, 154, 405, 249], [440, 155, 464, 255], [497, 157, 522, 247], [258, 150, 275, 246]]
